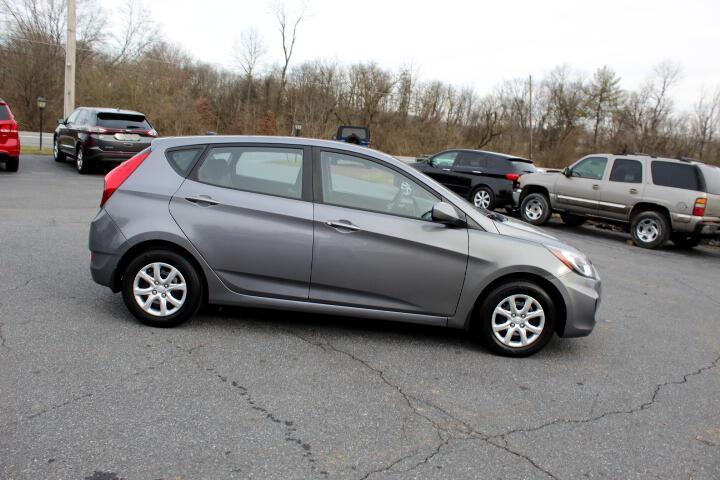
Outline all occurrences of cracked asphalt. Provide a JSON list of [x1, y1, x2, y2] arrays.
[[1, 155, 719, 480]]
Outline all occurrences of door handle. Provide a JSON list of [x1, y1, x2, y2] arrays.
[[472, 170, 483, 174], [592, 184, 600, 190], [325, 220, 361, 232], [442, 168, 451, 171], [629, 188, 638, 194], [185, 195, 219, 206]]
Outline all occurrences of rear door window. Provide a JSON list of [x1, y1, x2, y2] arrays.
[[609, 159, 643, 183], [0, 105, 11, 120], [571, 157, 608, 180], [651, 161, 702, 191], [195, 146, 303, 199], [97, 113, 151, 130], [456, 152, 485, 169], [485, 155, 510, 173]]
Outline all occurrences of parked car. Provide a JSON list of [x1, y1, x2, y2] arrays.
[[89, 136, 601, 357], [0, 98, 20, 172], [335, 125, 371, 147], [411, 149, 537, 211], [54, 107, 157, 174], [517, 153, 720, 249]]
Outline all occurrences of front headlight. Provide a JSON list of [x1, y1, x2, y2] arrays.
[[548, 247, 598, 279]]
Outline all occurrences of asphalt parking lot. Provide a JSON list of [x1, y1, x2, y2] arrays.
[[1, 155, 719, 480]]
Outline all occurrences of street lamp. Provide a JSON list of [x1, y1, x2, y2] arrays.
[[293, 123, 303, 137], [37, 96, 47, 150]]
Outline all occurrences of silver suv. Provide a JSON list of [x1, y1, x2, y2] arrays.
[[517, 154, 720, 249], [89, 136, 601, 356]]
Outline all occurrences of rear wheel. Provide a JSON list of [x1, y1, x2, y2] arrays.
[[520, 193, 552, 225], [121, 250, 203, 328], [671, 233, 702, 249], [560, 212, 585, 227], [475, 281, 556, 357], [5, 156, 19, 172], [76, 145, 92, 174], [631, 210, 669, 249], [471, 186, 495, 210], [53, 138, 66, 162]]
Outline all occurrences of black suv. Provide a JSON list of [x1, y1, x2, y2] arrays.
[[412, 149, 537, 210], [54, 107, 157, 174]]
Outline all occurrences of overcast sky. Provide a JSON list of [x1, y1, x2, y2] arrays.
[[113, 0, 719, 110]]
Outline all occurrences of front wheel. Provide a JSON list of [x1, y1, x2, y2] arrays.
[[76, 146, 92, 174], [475, 281, 556, 357], [53, 138, 66, 162], [520, 193, 552, 225], [631, 211, 670, 249], [121, 250, 203, 328], [671, 233, 702, 249]]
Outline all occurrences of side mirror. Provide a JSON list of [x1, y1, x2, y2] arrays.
[[57, 118, 65, 125], [432, 202, 462, 226], [563, 167, 572, 177]]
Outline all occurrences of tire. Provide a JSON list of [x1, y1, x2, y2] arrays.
[[121, 249, 203, 328], [671, 233, 702, 249], [53, 138, 66, 162], [75, 145, 92, 174], [471, 186, 495, 210], [560, 212, 585, 227], [475, 281, 556, 357], [5, 156, 19, 172], [520, 193, 552, 225], [630, 210, 670, 249]]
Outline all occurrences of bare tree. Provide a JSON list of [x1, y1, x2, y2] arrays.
[[234, 28, 265, 79], [586, 66, 623, 148], [691, 89, 720, 160], [273, 0, 306, 98], [111, 0, 159, 64]]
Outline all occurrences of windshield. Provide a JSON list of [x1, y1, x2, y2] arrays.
[[97, 112, 150, 130], [700, 165, 720, 195]]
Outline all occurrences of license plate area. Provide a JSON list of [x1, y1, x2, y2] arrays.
[[114, 133, 141, 141]]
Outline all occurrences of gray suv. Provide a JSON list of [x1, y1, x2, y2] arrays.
[[517, 154, 720, 249], [89, 136, 601, 356]]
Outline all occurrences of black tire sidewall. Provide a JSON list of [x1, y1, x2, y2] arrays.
[[476, 281, 556, 357], [121, 250, 203, 328], [5, 156, 19, 172], [631, 211, 669, 249], [472, 186, 495, 210], [76, 145, 91, 174], [520, 193, 551, 225], [54, 138, 65, 162]]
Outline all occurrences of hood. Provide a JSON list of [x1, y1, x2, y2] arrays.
[[493, 217, 581, 252]]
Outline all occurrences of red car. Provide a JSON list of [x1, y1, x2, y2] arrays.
[[0, 99, 20, 172]]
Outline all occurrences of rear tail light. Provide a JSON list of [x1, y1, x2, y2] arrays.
[[100, 149, 151, 207], [146, 129, 158, 137], [0, 121, 19, 134], [692, 197, 707, 217], [505, 173, 521, 182]]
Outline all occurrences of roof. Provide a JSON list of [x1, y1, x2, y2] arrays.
[[82, 107, 147, 116], [438, 148, 532, 162]]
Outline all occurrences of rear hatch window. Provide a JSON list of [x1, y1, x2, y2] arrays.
[[0, 105, 11, 121], [699, 165, 720, 195], [338, 127, 368, 140], [97, 112, 151, 130], [510, 159, 537, 174], [651, 161, 702, 191]]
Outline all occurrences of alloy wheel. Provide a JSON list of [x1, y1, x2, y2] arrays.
[[53, 140, 59, 159], [76, 149, 83, 171], [491, 294, 545, 348], [133, 262, 187, 317]]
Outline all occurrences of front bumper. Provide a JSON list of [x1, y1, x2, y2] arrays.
[[552, 272, 602, 338]]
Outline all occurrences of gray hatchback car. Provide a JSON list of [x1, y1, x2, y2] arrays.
[[89, 136, 601, 356]]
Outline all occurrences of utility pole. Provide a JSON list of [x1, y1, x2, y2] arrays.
[[528, 74, 533, 160], [63, 0, 76, 118]]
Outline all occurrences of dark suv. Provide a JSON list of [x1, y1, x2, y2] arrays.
[[412, 149, 537, 210], [54, 107, 157, 174]]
